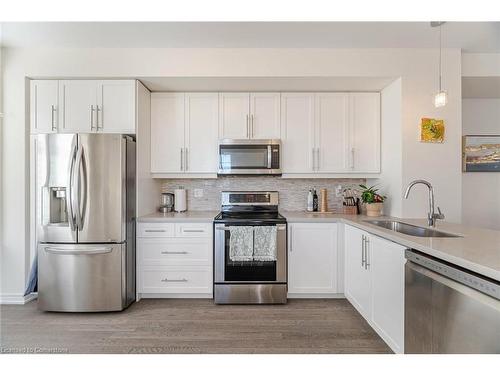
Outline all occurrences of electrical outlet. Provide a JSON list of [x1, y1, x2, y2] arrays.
[[335, 185, 343, 197], [194, 189, 204, 198]]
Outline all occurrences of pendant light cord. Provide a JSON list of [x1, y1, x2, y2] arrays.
[[439, 24, 442, 91]]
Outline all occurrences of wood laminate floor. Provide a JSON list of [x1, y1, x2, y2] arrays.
[[0, 299, 391, 354]]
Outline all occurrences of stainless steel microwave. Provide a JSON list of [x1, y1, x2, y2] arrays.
[[218, 139, 282, 175]]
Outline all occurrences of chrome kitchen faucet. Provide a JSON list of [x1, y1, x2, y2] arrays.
[[404, 179, 445, 227]]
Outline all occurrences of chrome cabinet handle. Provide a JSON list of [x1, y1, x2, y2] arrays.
[[161, 278, 188, 283], [96, 105, 102, 130], [161, 251, 188, 255], [51, 105, 57, 131], [90, 105, 95, 130], [183, 229, 205, 233], [145, 229, 166, 233], [185, 148, 188, 171], [351, 148, 355, 169], [180, 148, 183, 171], [315, 148, 320, 171], [251, 114, 254, 138], [289, 226, 293, 252], [365, 237, 370, 269], [312, 148, 315, 171], [246, 114, 249, 138], [361, 235, 366, 267]]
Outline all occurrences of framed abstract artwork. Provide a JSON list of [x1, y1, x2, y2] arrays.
[[463, 135, 500, 172], [420, 118, 445, 143]]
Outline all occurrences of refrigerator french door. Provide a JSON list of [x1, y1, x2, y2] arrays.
[[35, 133, 136, 312]]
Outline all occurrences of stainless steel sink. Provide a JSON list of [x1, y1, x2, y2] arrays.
[[364, 220, 462, 238]]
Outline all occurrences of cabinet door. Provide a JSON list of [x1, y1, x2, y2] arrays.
[[218, 93, 250, 139], [315, 93, 349, 172], [370, 235, 405, 353], [184, 93, 219, 173], [30, 80, 59, 134], [59, 80, 98, 133], [97, 80, 136, 134], [280, 93, 315, 173], [349, 93, 380, 172], [249, 93, 280, 139], [288, 223, 338, 294], [150, 93, 185, 173], [344, 225, 371, 318]]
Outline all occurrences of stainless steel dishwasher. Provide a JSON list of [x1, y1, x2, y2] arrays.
[[405, 249, 500, 354]]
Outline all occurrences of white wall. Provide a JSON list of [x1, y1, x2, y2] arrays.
[[462, 53, 500, 77], [462, 99, 500, 230], [1, 47, 463, 300]]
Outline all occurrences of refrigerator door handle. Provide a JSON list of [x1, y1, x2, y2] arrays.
[[67, 137, 78, 231], [44, 246, 113, 255], [74, 143, 87, 230]]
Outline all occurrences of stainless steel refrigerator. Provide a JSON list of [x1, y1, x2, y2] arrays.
[[35, 133, 136, 312]]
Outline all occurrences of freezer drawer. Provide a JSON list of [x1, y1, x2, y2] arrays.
[[38, 243, 128, 312]]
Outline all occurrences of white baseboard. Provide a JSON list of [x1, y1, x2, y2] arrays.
[[0, 293, 38, 305], [138, 293, 213, 299], [287, 293, 345, 299]]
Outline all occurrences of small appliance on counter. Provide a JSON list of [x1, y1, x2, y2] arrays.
[[174, 188, 187, 212], [159, 192, 175, 213]]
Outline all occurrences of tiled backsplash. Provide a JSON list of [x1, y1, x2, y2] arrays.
[[160, 177, 365, 212]]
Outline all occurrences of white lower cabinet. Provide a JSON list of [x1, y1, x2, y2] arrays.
[[137, 222, 213, 298], [288, 223, 339, 296], [344, 224, 406, 353]]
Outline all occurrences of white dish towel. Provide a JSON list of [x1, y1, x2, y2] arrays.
[[253, 226, 277, 261], [229, 226, 254, 261]]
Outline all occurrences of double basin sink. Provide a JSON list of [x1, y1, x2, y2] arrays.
[[364, 220, 461, 238]]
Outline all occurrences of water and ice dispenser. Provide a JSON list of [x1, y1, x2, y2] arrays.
[[48, 187, 68, 224]]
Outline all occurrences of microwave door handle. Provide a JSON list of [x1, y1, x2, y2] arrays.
[[267, 145, 272, 169]]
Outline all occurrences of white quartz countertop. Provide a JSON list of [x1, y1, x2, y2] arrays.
[[282, 211, 500, 282], [137, 211, 218, 223]]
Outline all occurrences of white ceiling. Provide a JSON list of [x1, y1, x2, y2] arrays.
[[1, 22, 499, 52], [462, 77, 500, 98]]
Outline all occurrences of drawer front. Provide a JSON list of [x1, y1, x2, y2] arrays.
[[141, 266, 213, 294], [175, 223, 212, 238], [137, 223, 175, 237], [139, 238, 212, 266]]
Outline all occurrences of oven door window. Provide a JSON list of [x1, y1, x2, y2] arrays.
[[224, 226, 277, 282], [220, 145, 269, 170]]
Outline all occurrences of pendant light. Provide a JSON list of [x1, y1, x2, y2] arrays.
[[432, 21, 448, 107]]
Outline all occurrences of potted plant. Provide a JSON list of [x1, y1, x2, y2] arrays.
[[358, 184, 386, 217]]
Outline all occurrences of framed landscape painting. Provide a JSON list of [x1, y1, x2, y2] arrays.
[[463, 135, 500, 172]]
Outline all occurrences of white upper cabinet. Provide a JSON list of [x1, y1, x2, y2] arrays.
[[97, 80, 136, 133], [344, 225, 372, 319], [315, 93, 349, 173], [288, 223, 338, 295], [281, 93, 315, 174], [33, 79, 136, 134], [185, 93, 219, 173], [30, 80, 59, 134], [150, 93, 185, 174], [59, 80, 98, 133], [349, 93, 380, 172], [218, 93, 250, 139], [249, 93, 281, 139], [219, 92, 281, 139]]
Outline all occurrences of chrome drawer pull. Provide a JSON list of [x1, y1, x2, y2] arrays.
[[183, 229, 205, 233], [161, 278, 188, 283], [145, 229, 167, 233], [161, 251, 188, 255]]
